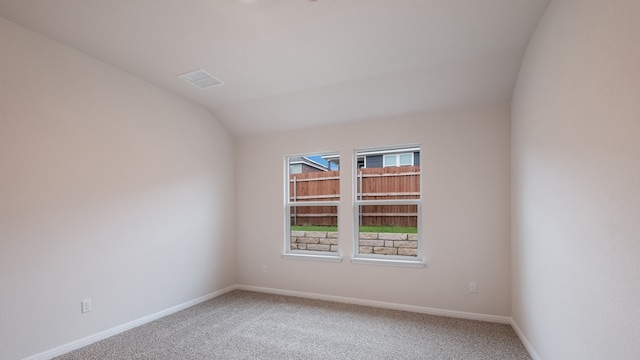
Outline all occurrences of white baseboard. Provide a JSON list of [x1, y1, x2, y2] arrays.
[[510, 318, 541, 360], [24, 285, 537, 360], [236, 284, 512, 324], [23, 285, 237, 360]]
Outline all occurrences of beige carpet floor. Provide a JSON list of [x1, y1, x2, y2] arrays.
[[55, 290, 531, 359]]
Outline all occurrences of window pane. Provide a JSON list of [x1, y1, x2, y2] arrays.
[[355, 147, 420, 199], [289, 164, 302, 174], [288, 153, 339, 203], [383, 154, 397, 167], [355, 165, 419, 199], [290, 205, 338, 253], [357, 204, 418, 257], [286, 152, 340, 256], [399, 153, 412, 166], [355, 146, 421, 260]]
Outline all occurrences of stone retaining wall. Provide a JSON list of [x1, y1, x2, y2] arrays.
[[290, 231, 417, 256], [359, 232, 418, 256], [290, 231, 339, 252]]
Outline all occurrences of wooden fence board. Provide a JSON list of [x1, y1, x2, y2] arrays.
[[289, 166, 419, 226]]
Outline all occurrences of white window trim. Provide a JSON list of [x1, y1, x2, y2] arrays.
[[284, 154, 342, 261], [282, 253, 343, 262], [353, 146, 423, 264], [350, 257, 425, 268]]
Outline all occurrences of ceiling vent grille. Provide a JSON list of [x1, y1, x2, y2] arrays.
[[178, 69, 223, 89]]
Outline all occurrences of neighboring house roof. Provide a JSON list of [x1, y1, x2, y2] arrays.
[[289, 157, 329, 172]]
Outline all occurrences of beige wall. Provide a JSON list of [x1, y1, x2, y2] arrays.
[[13, 1, 640, 358], [236, 103, 511, 316], [511, 0, 640, 359], [0, 18, 236, 359]]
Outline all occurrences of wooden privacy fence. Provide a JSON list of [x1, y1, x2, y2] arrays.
[[290, 169, 339, 226], [290, 166, 419, 227]]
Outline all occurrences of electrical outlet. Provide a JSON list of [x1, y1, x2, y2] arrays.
[[81, 299, 92, 313], [469, 282, 477, 294], [262, 265, 268, 273]]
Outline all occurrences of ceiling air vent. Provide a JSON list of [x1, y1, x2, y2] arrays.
[[178, 69, 223, 89]]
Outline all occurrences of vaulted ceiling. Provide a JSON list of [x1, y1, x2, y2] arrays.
[[0, 0, 550, 136]]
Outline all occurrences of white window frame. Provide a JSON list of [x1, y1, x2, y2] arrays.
[[352, 145, 424, 267], [283, 153, 342, 262]]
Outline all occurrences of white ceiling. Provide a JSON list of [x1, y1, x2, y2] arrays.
[[0, 0, 550, 136]]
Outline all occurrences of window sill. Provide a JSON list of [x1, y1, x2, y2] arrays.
[[350, 257, 426, 268], [281, 253, 343, 263]]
